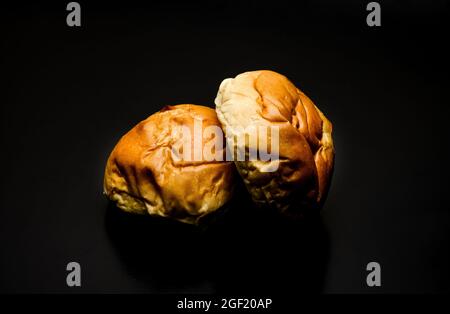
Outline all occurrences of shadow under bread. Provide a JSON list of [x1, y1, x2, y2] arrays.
[[204, 182, 330, 294], [104, 181, 330, 293]]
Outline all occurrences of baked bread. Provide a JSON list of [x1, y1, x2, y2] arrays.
[[103, 104, 236, 224], [215, 70, 334, 215]]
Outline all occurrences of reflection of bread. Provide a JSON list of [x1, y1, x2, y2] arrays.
[[103, 104, 236, 224], [215, 70, 334, 215]]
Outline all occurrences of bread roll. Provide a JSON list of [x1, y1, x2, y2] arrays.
[[103, 104, 236, 224], [215, 70, 334, 215]]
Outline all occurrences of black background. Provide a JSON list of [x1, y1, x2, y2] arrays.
[[1, 0, 449, 294]]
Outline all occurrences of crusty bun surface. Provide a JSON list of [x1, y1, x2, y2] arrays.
[[103, 104, 236, 224], [215, 70, 334, 215]]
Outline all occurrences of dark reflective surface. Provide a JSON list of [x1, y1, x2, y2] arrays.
[[105, 185, 329, 293], [2, 0, 449, 293]]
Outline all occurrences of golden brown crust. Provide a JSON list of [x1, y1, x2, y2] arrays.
[[103, 104, 236, 224], [215, 70, 334, 214]]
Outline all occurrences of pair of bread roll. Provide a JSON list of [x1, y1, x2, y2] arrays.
[[103, 70, 334, 224]]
